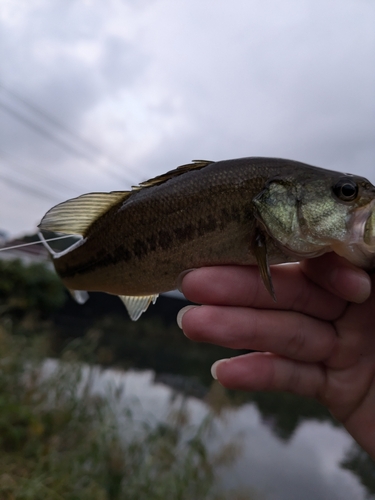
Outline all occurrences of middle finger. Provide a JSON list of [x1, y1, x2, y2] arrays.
[[180, 265, 347, 321], [178, 305, 337, 363]]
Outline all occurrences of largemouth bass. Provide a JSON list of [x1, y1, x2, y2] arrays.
[[39, 157, 375, 320]]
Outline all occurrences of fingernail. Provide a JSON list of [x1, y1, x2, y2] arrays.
[[330, 267, 371, 303], [351, 272, 371, 303], [176, 305, 197, 329], [176, 269, 196, 292], [211, 359, 229, 380]]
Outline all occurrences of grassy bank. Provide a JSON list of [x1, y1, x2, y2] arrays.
[[0, 327, 254, 500]]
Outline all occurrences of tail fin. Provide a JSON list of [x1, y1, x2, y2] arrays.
[[38, 230, 58, 256]]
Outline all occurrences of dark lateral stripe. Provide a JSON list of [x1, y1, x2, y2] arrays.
[[58, 207, 247, 279]]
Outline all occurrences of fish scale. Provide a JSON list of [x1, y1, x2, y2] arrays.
[[39, 157, 375, 320]]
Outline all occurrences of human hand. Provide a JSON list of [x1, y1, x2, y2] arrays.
[[177, 254, 375, 458]]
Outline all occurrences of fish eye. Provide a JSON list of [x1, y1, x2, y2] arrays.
[[332, 178, 359, 202]]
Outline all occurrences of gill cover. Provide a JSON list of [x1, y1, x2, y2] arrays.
[[252, 179, 337, 257], [253, 181, 299, 246], [252, 179, 320, 257]]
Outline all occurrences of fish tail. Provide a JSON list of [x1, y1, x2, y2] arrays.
[[38, 230, 58, 257]]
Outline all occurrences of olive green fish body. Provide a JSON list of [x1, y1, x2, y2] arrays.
[[39, 157, 375, 319], [51, 159, 279, 292]]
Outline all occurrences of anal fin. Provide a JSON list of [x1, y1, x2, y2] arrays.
[[69, 289, 90, 305], [253, 229, 276, 301], [119, 294, 159, 321]]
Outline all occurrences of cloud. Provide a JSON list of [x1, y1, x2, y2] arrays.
[[219, 405, 365, 500], [0, 0, 374, 235]]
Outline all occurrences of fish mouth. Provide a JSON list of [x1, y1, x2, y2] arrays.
[[348, 199, 375, 249], [332, 199, 375, 269]]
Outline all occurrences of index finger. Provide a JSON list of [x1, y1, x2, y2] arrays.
[[180, 262, 346, 321], [301, 253, 371, 304]]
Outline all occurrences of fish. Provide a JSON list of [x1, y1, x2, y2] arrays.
[[39, 157, 375, 320]]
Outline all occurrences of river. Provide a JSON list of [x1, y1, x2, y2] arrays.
[[44, 361, 368, 500]]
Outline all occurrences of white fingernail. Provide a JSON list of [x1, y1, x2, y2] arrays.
[[176, 269, 196, 292], [176, 305, 197, 329], [211, 359, 229, 380]]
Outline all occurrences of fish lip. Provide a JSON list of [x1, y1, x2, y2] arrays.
[[347, 199, 375, 249], [330, 199, 375, 270]]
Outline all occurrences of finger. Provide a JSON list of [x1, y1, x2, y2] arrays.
[[301, 253, 371, 304], [324, 295, 375, 369], [180, 264, 347, 321], [178, 305, 337, 362], [211, 352, 325, 398]]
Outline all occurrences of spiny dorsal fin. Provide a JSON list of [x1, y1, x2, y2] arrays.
[[133, 160, 214, 190], [39, 160, 214, 236], [38, 191, 130, 236], [119, 294, 159, 321]]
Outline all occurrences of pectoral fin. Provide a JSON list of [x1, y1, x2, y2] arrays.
[[119, 294, 159, 321], [253, 229, 276, 301]]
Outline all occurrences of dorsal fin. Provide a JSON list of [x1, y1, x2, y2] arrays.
[[132, 160, 214, 190], [38, 191, 130, 236], [38, 160, 214, 236]]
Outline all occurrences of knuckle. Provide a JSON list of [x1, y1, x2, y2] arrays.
[[285, 316, 307, 358], [291, 280, 312, 311]]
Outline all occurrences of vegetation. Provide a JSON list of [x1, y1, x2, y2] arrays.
[[0, 258, 357, 440], [0, 259, 256, 499], [1, 257, 375, 499], [71, 314, 247, 387], [341, 445, 375, 498], [0, 328, 253, 500], [0, 259, 66, 331]]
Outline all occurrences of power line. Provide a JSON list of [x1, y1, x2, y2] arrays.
[[0, 168, 62, 203], [0, 100, 104, 166], [0, 148, 83, 196], [0, 83, 104, 156], [0, 82, 141, 183]]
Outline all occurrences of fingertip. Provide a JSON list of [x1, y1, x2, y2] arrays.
[[302, 253, 372, 304], [176, 305, 197, 329], [329, 267, 371, 303], [211, 358, 230, 380], [176, 269, 196, 293]]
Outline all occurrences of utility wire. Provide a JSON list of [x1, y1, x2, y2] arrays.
[[0, 148, 83, 196], [0, 100, 104, 166], [0, 168, 62, 203], [0, 83, 104, 156], [0, 82, 141, 182], [0, 99, 135, 185]]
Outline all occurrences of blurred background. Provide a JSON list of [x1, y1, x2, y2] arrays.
[[0, 1, 374, 499]]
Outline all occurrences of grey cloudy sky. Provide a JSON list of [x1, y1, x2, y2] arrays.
[[1, 0, 374, 236]]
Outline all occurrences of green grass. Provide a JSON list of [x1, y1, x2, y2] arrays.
[[0, 326, 255, 500]]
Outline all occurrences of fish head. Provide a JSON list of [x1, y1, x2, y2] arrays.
[[253, 168, 375, 269]]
